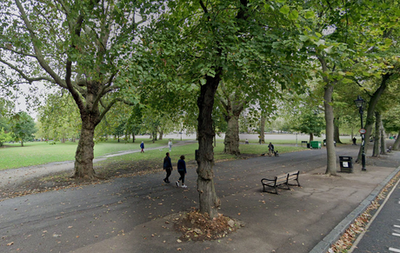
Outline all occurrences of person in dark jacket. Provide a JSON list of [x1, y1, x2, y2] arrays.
[[175, 155, 187, 188], [140, 141, 144, 153], [268, 142, 274, 155], [163, 152, 172, 183]]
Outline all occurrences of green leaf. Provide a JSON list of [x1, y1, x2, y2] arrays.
[[299, 35, 309, 42], [324, 45, 333, 54], [305, 10, 314, 19], [315, 39, 325, 46], [272, 42, 281, 48], [289, 10, 299, 20], [279, 5, 290, 15]]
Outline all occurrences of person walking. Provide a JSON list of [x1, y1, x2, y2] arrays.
[[175, 155, 187, 188], [168, 140, 172, 152], [140, 141, 144, 153], [163, 152, 172, 183]]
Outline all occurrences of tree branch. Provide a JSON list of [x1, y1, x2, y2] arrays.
[[199, 0, 208, 14], [0, 58, 55, 84], [14, 0, 66, 87], [65, 14, 85, 113], [0, 46, 36, 58], [96, 98, 128, 125], [94, 71, 118, 107]]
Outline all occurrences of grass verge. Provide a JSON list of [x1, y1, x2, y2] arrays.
[[0, 139, 168, 170]]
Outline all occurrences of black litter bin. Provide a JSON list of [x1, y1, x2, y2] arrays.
[[339, 156, 353, 173]]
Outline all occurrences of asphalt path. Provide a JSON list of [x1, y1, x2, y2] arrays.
[[352, 178, 400, 253], [0, 144, 369, 252]]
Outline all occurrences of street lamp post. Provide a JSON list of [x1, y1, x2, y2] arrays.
[[354, 96, 366, 171]]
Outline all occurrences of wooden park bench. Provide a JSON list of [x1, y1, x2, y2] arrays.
[[261, 171, 301, 194]]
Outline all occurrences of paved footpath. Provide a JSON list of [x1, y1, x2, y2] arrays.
[[0, 144, 399, 253]]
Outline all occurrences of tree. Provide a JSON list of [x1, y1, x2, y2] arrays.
[[354, 73, 395, 162], [298, 2, 362, 175], [382, 93, 400, 150], [0, 0, 159, 178], [10, 111, 36, 146], [0, 127, 13, 146], [0, 97, 13, 136], [292, 109, 325, 142], [342, 0, 400, 163], [139, 0, 309, 218], [217, 77, 279, 155], [296, 0, 400, 175], [217, 81, 246, 155], [38, 91, 81, 142]]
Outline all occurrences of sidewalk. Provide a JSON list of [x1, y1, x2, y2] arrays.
[[70, 150, 400, 253]]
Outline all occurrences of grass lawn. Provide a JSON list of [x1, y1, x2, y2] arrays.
[[89, 142, 309, 177], [0, 139, 307, 171], [0, 139, 167, 170]]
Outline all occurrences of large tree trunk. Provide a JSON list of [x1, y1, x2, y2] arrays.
[[324, 84, 337, 175], [159, 129, 163, 140], [260, 115, 265, 144], [224, 115, 240, 155], [213, 124, 217, 147], [356, 73, 391, 162], [197, 73, 221, 219], [372, 111, 380, 157], [218, 82, 245, 155], [334, 117, 342, 144], [72, 121, 96, 179], [393, 129, 400, 150], [380, 118, 387, 155], [125, 128, 129, 142], [318, 56, 337, 176], [309, 133, 314, 142]]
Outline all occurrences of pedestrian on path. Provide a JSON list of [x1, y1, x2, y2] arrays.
[[175, 155, 187, 188], [163, 152, 172, 183], [168, 140, 172, 152], [140, 141, 145, 153]]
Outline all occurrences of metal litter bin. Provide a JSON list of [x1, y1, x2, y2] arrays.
[[339, 156, 353, 173]]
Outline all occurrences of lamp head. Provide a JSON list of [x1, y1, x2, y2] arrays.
[[354, 96, 364, 108]]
